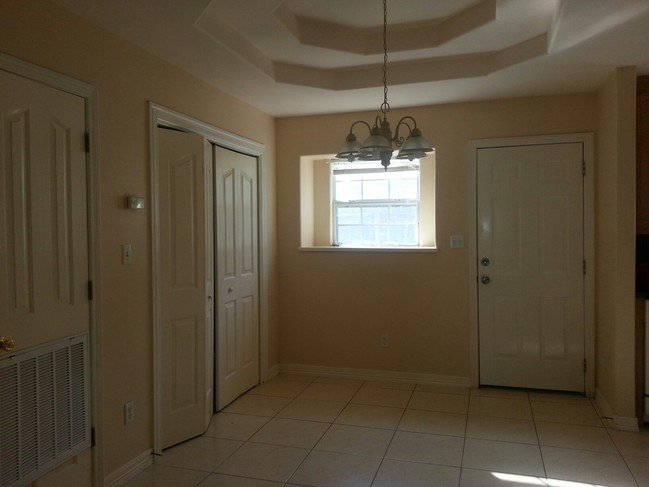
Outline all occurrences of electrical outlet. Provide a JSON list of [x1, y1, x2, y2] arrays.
[[124, 400, 135, 425], [380, 334, 389, 347]]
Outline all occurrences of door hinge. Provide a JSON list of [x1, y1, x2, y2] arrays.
[[85, 132, 90, 153], [88, 281, 94, 301], [583, 358, 587, 373], [91, 427, 96, 447], [583, 260, 586, 275], [582, 160, 586, 176]]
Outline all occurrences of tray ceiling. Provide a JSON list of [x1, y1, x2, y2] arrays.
[[51, 0, 649, 116]]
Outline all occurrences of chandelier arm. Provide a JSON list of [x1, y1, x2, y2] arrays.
[[396, 116, 419, 129], [393, 117, 415, 146], [348, 120, 373, 135]]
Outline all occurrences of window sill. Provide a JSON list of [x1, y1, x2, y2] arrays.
[[299, 246, 438, 253]]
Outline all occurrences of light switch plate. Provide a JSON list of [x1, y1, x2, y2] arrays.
[[121, 243, 133, 265], [450, 235, 465, 249]]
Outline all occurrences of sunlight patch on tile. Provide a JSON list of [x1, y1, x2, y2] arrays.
[[491, 471, 613, 487]]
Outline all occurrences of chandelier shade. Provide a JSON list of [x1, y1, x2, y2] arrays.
[[361, 124, 392, 153], [334, 0, 434, 169], [396, 127, 434, 160], [336, 133, 363, 161]]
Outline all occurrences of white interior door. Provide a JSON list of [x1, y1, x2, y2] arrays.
[[477, 142, 585, 392], [0, 70, 92, 484], [158, 127, 209, 449], [214, 146, 260, 410], [204, 147, 215, 429]]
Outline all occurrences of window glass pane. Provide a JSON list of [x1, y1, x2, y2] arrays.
[[336, 207, 361, 225], [362, 225, 378, 245], [390, 205, 418, 224], [388, 224, 417, 245], [363, 179, 389, 200], [362, 206, 389, 224], [337, 225, 363, 245], [332, 161, 421, 246], [335, 179, 362, 202], [390, 178, 418, 199]]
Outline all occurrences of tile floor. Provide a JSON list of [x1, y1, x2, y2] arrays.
[[124, 374, 649, 487]]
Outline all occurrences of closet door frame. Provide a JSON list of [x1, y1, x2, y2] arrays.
[[150, 103, 269, 455]]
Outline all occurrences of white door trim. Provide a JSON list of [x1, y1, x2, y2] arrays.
[[468, 133, 595, 397], [0, 52, 104, 485], [150, 103, 269, 455]]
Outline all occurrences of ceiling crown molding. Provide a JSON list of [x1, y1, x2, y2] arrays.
[[273, 0, 497, 55]]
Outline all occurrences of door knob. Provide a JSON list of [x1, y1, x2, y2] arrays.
[[0, 337, 15, 352], [480, 276, 491, 284]]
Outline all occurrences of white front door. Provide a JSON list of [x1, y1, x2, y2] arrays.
[[0, 70, 92, 484], [158, 127, 209, 448], [477, 142, 585, 392], [214, 146, 260, 409]]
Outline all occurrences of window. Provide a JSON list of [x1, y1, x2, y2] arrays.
[[333, 161, 420, 246], [299, 153, 435, 249]]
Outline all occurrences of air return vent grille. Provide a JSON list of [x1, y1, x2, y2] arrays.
[[0, 333, 90, 487]]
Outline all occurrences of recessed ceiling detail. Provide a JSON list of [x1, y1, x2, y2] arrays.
[[271, 34, 549, 90], [195, 0, 554, 90], [272, 0, 497, 56], [49, 0, 649, 116]]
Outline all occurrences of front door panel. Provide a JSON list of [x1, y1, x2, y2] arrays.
[[477, 142, 585, 392]]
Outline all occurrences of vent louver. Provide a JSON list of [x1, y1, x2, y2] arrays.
[[0, 333, 90, 487]]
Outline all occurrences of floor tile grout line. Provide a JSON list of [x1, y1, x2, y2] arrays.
[[272, 378, 332, 486], [164, 377, 647, 487], [602, 426, 643, 487], [456, 395, 471, 487], [282, 375, 369, 486], [531, 393, 641, 486], [368, 386, 416, 486], [528, 390, 551, 483]]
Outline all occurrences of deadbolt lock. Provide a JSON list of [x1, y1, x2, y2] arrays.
[[480, 258, 490, 266]]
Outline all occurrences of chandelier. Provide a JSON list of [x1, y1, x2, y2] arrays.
[[335, 0, 434, 170]]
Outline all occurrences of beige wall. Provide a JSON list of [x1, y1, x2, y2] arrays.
[[277, 94, 598, 379], [0, 0, 642, 481], [596, 67, 637, 418], [0, 0, 278, 479]]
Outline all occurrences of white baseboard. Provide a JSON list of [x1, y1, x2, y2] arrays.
[[594, 387, 639, 432], [103, 449, 153, 487], [279, 363, 471, 388]]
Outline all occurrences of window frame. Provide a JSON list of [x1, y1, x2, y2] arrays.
[[298, 152, 436, 251], [331, 162, 421, 247]]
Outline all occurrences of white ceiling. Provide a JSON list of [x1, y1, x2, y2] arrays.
[[51, 0, 649, 117]]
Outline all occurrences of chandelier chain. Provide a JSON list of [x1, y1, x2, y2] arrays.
[[334, 0, 433, 168], [381, 0, 389, 117]]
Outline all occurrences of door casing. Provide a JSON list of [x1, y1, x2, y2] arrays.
[[150, 103, 269, 455], [0, 53, 103, 485], [468, 133, 595, 397]]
